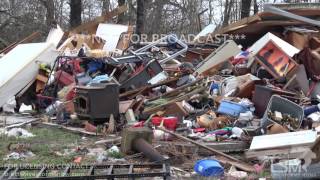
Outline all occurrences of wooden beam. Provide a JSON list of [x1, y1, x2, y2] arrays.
[[119, 77, 178, 99], [5, 118, 40, 130], [147, 77, 205, 102], [143, 87, 206, 114], [70, 5, 128, 34], [212, 14, 262, 35], [41, 122, 100, 136], [264, 5, 320, 27], [157, 126, 255, 172]]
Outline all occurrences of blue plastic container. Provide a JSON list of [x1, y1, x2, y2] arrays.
[[217, 100, 249, 117], [304, 105, 319, 117], [194, 159, 224, 177]]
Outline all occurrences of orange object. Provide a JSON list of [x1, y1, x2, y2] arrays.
[[74, 156, 82, 164], [266, 123, 288, 134], [84, 121, 97, 132]]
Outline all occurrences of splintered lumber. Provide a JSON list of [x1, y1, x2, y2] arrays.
[[95, 137, 122, 145], [70, 5, 128, 34], [120, 77, 178, 98], [5, 118, 40, 129], [157, 126, 238, 161], [264, 5, 320, 27], [157, 126, 255, 172], [41, 122, 100, 136], [143, 86, 206, 114], [148, 77, 205, 101]]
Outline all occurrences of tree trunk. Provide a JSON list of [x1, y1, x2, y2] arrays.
[[253, 0, 258, 14], [136, 0, 145, 37], [241, 0, 252, 19], [223, 0, 233, 26], [70, 0, 82, 28], [150, 0, 165, 34], [117, 0, 126, 23], [102, 0, 110, 15], [127, 0, 136, 25], [40, 0, 55, 28]]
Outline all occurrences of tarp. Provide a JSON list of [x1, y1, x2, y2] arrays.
[[0, 43, 59, 107]]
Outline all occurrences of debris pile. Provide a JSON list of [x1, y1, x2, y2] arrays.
[[1, 5, 320, 179]]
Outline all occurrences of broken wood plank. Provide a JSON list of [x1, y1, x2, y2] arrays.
[[245, 146, 310, 159], [311, 135, 320, 163], [41, 122, 100, 136], [119, 77, 178, 99], [264, 5, 320, 27], [70, 5, 128, 34], [116, 26, 134, 50], [213, 14, 261, 35], [156, 126, 238, 161], [147, 77, 204, 101], [156, 141, 248, 154], [5, 118, 40, 130], [156, 126, 255, 172], [95, 137, 122, 145], [249, 130, 317, 151], [143, 86, 206, 114]]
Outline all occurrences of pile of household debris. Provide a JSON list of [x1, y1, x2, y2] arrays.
[[1, 5, 320, 179]]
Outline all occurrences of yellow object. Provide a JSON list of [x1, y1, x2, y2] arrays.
[[87, 49, 110, 58]]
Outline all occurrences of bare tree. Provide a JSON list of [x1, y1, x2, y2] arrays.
[[117, 0, 126, 23], [40, 0, 55, 28], [241, 0, 252, 18], [127, 0, 135, 24], [149, 0, 167, 34], [223, 0, 234, 26], [254, 0, 259, 14], [102, 0, 110, 14], [136, 0, 145, 37], [70, 0, 82, 28]]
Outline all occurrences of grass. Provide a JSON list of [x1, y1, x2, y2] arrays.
[[0, 125, 98, 166], [107, 150, 124, 159]]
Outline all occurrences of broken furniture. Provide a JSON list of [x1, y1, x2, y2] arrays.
[[120, 60, 163, 92], [254, 40, 298, 79], [195, 40, 240, 76], [74, 83, 119, 121], [121, 127, 166, 162], [246, 130, 317, 159]]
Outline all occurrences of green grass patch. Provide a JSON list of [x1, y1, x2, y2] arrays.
[[0, 126, 97, 165]]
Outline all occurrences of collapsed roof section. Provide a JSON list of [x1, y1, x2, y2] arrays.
[[202, 6, 320, 47]]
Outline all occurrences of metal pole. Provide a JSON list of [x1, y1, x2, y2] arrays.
[[132, 138, 165, 162]]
